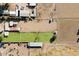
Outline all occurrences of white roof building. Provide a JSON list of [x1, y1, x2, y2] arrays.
[[28, 3, 36, 6], [9, 11, 16, 16], [20, 10, 30, 17], [28, 42, 43, 48]]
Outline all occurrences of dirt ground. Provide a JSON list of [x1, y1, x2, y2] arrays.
[[36, 3, 55, 20], [55, 4, 79, 18], [18, 20, 57, 32], [56, 19, 79, 44], [1, 3, 79, 56], [0, 43, 79, 56], [52, 3, 79, 44]]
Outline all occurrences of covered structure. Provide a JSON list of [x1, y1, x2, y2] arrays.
[[27, 42, 43, 48]]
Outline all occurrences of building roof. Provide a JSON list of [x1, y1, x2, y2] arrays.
[[29, 3, 36, 6], [0, 3, 37, 17], [28, 42, 43, 47], [20, 10, 30, 17], [9, 11, 16, 16]]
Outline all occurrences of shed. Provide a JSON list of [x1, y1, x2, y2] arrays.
[[27, 42, 43, 48]]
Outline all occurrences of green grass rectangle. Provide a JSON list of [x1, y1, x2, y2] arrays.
[[2, 32, 53, 42]]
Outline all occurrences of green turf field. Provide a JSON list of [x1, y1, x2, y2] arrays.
[[2, 32, 53, 42]]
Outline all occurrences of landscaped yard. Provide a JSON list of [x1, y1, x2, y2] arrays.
[[2, 32, 53, 42]]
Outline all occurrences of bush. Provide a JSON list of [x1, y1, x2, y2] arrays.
[[50, 35, 56, 43], [34, 32, 40, 42], [4, 3, 9, 10]]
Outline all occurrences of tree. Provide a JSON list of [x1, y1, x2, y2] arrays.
[[4, 3, 9, 10], [50, 32, 57, 43], [34, 32, 39, 42], [50, 35, 56, 43]]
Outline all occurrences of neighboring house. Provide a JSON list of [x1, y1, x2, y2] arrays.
[[0, 3, 37, 18], [16, 3, 36, 18]]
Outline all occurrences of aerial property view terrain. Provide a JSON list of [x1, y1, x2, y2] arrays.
[[0, 3, 79, 56]]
